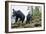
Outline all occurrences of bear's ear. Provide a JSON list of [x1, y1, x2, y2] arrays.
[[13, 9, 15, 12], [13, 9, 14, 11]]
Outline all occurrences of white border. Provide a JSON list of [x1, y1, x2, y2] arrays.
[[8, 2, 44, 32]]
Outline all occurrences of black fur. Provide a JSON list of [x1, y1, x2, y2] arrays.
[[12, 9, 25, 23], [26, 14, 32, 24]]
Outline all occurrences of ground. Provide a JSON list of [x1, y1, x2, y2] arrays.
[[11, 16, 41, 28]]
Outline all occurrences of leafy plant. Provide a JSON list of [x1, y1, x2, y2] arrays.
[[33, 6, 41, 17]]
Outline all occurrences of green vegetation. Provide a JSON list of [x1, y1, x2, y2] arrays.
[[33, 6, 41, 17]]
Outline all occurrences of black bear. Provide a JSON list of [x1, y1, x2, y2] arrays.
[[26, 14, 32, 24], [12, 9, 25, 23]]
